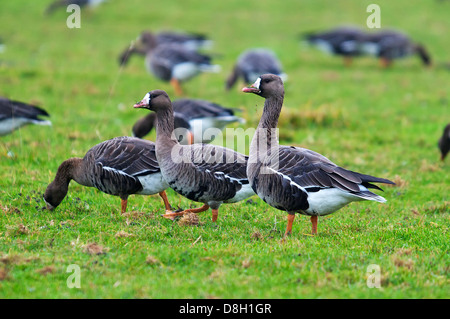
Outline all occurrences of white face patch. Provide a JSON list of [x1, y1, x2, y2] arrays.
[[143, 92, 150, 105], [253, 77, 261, 89]]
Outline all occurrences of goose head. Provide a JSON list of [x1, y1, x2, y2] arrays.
[[242, 73, 284, 98], [133, 90, 172, 112]]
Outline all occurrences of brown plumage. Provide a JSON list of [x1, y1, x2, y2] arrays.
[[438, 123, 450, 161], [242, 74, 395, 236], [44, 136, 173, 214], [133, 90, 254, 222]]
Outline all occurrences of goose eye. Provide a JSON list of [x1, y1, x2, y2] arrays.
[[264, 79, 270, 83]]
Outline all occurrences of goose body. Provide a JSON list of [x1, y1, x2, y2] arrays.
[[303, 26, 367, 65], [0, 97, 51, 136], [438, 123, 450, 161], [44, 136, 173, 214], [242, 74, 395, 235], [46, 0, 105, 14], [132, 98, 244, 144], [361, 29, 431, 67], [226, 49, 287, 90], [133, 90, 254, 221]]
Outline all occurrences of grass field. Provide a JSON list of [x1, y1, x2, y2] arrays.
[[0, 0, 449, 299]]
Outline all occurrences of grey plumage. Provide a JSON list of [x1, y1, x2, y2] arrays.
[[438, 123, 450, 161], [43, 136, 172, 213], [133, 90, 254, 221], [0, 97, 51, 136], [226, 49, 286, 90], [243, 74, 394, 235]]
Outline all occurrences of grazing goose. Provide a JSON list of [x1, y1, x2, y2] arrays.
[[242, 74, 395, 236], [0, 97, 51, 136], [133, 90, 255, 221], [132, 98, 245, 144], [438, 123, 450, 161], [121, 32, 220, 96], [361, 29, 431, 67], [302, 26, 367, 66], [226, 48, 287, 90], [119, 31, 213, 66], [45, 0, 105, 14], [44, 136, 174, 214]]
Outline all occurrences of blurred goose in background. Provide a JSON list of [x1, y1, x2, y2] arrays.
[[120, 32, 220, 96], [438, 123, 450, 161], [44, 136, 174, 214], [361, 29, 432, 67], [242, 74, 395, 236], [133, 90, 255, 222], [0, 97, 51, 136], [302, 26, 367, 66], [119, 31, 213, 66], [0, 38, 5, 53], [226, 48, 287, 91], [45, 0, 106, 14], [132, 98, 245, 144]]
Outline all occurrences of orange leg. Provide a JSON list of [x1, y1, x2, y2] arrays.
[[186, 131, 194, 145], [120, 198, 128, 214], [343, 56, 353, 67], [170, 78, 184, 96], [380, 57, 392, 68], [284, 214, 295, 237], [158, 191, 173, 212], [161, 203, 210, 219], [311, 215, 318, 235], [211, 209, 219, 222]]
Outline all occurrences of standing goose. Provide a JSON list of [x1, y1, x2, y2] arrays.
[[119, 31, 213, 66], [0, 97, 51, 136], [226, 48, 287, 91], [361, 29, 431, 67], [44, 136, 173, 214], [133, 90, 254, 221], [438, 123, 450, 161], [242, 74, 395, 236], [302, 26, 367, 66], [121, 32, 220, 96], [45, 0, 105, 15], [132, 98, 245, 144]]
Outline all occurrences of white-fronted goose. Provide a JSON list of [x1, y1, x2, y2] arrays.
[[361, 29, 431, 67], [44, 136, 173, 214], [133, 90, 255, 221], [46, 0, 105, 14], [226, 49, 287, 90], [119, 31, 213, 66], [242, 74, 395, 236], [302, 26, 367, 66], [132, 98, 245, 144], [438, 123, 450, 161], [0, 97, 51, 136], [121, 32, 220, 96]]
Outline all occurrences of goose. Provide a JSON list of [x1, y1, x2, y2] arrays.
[[133, 90, 255, 221], [438, 123, 450, 161], [120, 32, 220, 96], [242, 74, 395, 236], [361, 29, 431, 67], [119, 31, 213, 66], [44, 136, 174, 214], [302, 26, 367, 66], [0, 97, 51, 136], [132, 98, 245, 144], [226, 48, 287, 90], [45, 0, 106, 14]]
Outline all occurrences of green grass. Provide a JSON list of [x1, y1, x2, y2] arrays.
[[0, 0, 449, 298]]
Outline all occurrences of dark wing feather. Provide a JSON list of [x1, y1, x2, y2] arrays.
[[0, 97, 50, 121], [173, 99, 236, 119]]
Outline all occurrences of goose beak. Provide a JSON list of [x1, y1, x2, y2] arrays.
[[242, 85, 261, 94], [133, 100, 147, 108]]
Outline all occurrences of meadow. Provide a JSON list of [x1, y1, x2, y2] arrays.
[[0, 0, 448, 299]]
